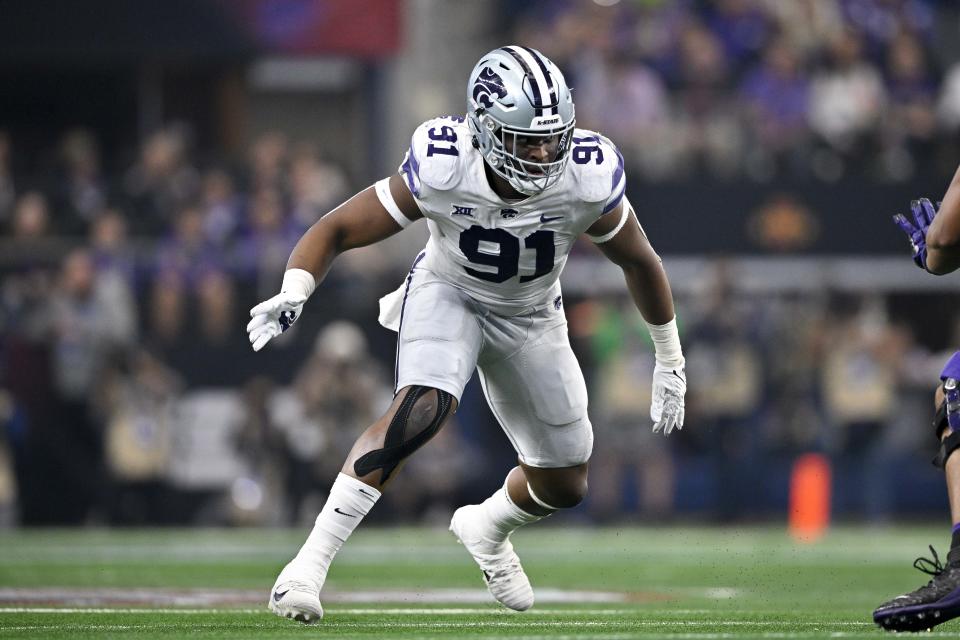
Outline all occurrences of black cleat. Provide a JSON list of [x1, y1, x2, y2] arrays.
[[874, 546, 960, 632]]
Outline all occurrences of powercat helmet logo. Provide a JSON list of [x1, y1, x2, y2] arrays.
[[473, 67, 507, 109]]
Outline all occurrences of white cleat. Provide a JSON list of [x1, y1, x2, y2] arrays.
[[449, 504, 535, 611], [268, 566, 323, 623]]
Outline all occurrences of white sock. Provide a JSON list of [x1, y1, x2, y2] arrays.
[[289, 473, 380, 585], [475, 482, 546, 552]]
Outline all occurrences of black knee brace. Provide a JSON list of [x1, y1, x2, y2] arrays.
[[933, 379, 960, 468], [354, 386, 454, 483]]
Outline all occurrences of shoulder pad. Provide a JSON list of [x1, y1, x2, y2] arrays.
[[401, 116, 468, 194], [567, 130, 625, 206]]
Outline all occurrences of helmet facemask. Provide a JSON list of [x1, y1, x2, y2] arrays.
[[470, 110, 575, 196]]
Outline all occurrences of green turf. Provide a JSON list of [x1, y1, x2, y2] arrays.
[[0, 525, 958, 638]]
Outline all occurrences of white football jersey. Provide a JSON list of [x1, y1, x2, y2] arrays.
[[398, 115, 626, 314]]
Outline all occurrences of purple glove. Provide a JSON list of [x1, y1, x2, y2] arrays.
[[893, 198, 938, 271]]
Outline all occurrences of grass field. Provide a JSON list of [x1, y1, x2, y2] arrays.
[[0, 525, 957, 638]]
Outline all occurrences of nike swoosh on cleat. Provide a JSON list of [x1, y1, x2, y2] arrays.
[[334, 507, 357, 518], [540, 214, 562, 223], [273, 590, 289, 603]]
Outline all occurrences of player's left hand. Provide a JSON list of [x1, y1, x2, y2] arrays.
[[651, 361, 685, 436], [893, 198, 938, 271]]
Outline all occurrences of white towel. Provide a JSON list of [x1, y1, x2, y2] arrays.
[[377, 282, 407, 332]]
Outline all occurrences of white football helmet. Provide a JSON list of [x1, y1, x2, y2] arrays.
[[467, 46, 576, 196]]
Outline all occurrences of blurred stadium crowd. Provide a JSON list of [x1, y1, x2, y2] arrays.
[[1, 0, 959, 527], [520, 0, 960, 182]]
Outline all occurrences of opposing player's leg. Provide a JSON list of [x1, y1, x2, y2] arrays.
[[450, 305, 592, 611], [874, 352, 960, 632], [271, 277, 480, 623]]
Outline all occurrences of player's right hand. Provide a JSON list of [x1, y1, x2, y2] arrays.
[[247, 291, 307, 352], [893, 198, 938, 271]]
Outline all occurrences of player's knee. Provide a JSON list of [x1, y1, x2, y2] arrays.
[[353, 385, 456, 483], [407, 388, 452, 433]]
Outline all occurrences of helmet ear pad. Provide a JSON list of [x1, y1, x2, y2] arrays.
[[468, 110, 503, 168]]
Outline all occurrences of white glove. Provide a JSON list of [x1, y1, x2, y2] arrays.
[[651, 361, 686, 435], [247, 291, 306, 352]]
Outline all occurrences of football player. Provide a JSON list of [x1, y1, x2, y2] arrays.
[[875, 168, 960, 631], [248, 46, 686, 623]]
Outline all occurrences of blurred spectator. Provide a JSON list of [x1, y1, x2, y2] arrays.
[[234, 188, 301, 297], [840, 0, 934, 50], [588, 301, 675, 521], [154, 204, 225, 285], [705, 0, 774, 71], [3, 193, 58, 336], [683, 263, 765, 521], [288, 144, 349, 229], [762, 0, 843, 58], [200, 168, 242, 248], [11, 191, 50, 241], [882, 32, 938, 178], [196, 269, 236, 347], [739, 38, 811, 178], [55, 129, 107, 234], [0, 132, 15, 225], [820, 295, 910, 521], [672, 22, 744, 178], [229, 377, 287, 525], [89, 209, 136, 286], [247, 131, 289, 194], [937, 61, 960, 134], [48, 248, 137, 401], [576, 53, 675, 179], [808, 28, 886, 179], [0, 390, 18, 527], [166, 268, 247, 388], [101, 349, 180, 524], [30, 249, 137, 522], [123, 127, 200, 235], [145, 270, 187, 350]]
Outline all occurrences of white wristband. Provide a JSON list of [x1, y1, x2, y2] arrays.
[[281, 268, 317, 299], [645, 316, 684, 367]]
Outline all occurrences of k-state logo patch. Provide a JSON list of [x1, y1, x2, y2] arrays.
[[451, 205, 475, 217], [500, 208, 519, 219], [473, 67, 507, 109]]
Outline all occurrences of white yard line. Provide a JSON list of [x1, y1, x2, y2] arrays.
[[0, 611, 877, 627], [0, 587, 646, 606], [0, 607, 637, 615]]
